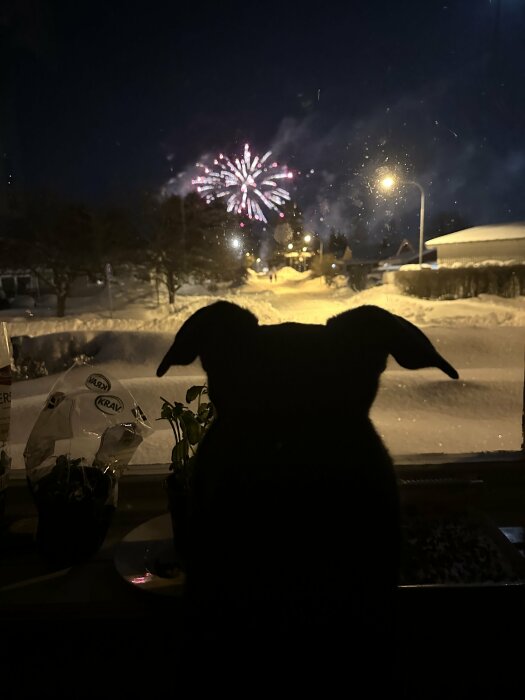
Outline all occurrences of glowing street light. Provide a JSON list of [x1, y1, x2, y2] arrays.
[[380, 176, 396, 191], [303, 232, 323, 263], [379, 175, 426, 267], [230, 237, 241, 249]]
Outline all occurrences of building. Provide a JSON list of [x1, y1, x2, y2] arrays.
[[0, 269, 39, 298], [425, 223, 525, 266], [282, 249, 314, 272], [377, 239, 437, 271]]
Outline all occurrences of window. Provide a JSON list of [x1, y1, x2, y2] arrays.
[[1, 1, 524, 475]]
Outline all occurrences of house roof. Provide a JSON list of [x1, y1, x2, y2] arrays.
[[378, 249, 436, 270], [426, 223, 525, 247], [378, 239, 436, 268]]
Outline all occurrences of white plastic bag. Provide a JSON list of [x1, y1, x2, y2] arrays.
[[24, 360, 152, 564]]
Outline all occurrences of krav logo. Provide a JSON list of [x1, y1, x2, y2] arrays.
[[85, 373, 111, 392], [94, 394, 124, 415]]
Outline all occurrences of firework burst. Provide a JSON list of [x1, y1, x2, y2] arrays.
[[192, 143, 293, 223]]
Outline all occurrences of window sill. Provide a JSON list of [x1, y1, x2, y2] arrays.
[[7, 449, 525, 482]]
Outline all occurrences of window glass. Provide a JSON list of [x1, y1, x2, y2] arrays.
[[1, 0, 524, 472]]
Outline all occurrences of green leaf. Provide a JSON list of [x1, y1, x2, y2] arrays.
[[160, 403, 174, 420], [182, 411, 202, 445], [197, 403, 214, 424], [186, 385, 206, 403], [161, 400, 186, 421], [160, 382, 214, 474]]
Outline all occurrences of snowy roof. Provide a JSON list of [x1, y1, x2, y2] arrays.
[[426, 223, 525, 247], [378, 247, 436, 268]]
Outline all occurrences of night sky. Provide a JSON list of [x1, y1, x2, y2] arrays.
[[4, 0, 525, 243]]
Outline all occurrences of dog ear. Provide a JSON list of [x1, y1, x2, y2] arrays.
[[327, 305, 459, 379], [386, 312, 459, 378], [156, 301, 259, 377]]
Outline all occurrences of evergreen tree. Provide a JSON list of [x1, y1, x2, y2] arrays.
[[310, 253, 338, 286], [347, 217, 370, 258], [328, 229, 348, 257]]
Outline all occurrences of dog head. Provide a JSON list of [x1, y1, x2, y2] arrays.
[[157, 301, 458, 420]]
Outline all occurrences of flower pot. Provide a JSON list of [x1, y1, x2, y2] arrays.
[[165, 472, 190, 569], [29, 465, 116, 568]]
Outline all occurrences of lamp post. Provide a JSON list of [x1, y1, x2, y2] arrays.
[[379, 176, 426, 267], [304, 233, 323, 264]]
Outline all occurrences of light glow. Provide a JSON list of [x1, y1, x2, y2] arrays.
[[380, 176, 396, 190]]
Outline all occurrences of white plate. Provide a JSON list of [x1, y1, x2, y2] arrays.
[[114, 513, 186, 596]]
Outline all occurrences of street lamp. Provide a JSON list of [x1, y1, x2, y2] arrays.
[[379, 175, 426, 267], [304, 233, 323, 263]]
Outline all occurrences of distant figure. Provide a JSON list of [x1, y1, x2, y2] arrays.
[[269, 265, 277, 282]]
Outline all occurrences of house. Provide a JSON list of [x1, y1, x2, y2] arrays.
[[0, 269, 40, 298], [332, 247, 382, 289], [377, 239, 437, 271], [425, 223, 525, 266], [282, 249, 314, 272]]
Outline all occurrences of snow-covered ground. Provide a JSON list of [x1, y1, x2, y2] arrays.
[[2, 267, 524, 472]]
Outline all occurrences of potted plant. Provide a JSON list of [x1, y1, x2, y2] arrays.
[[28, 454, 117, 567], [159, 384, 215, 568]]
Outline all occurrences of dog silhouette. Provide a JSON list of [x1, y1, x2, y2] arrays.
[[157, 301, 458, 690]]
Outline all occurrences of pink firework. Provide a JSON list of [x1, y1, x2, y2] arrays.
[[192, 143, 293, 223]]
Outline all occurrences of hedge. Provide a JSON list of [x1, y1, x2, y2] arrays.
[[392, 265, 525, 299]]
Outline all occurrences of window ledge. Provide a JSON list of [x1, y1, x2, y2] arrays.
[[394, 450, 525, 467], [394, 450, 525, 481], [7, 450, 525, 483]]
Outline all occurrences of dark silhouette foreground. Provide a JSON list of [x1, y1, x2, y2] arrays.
[[157, 301, 458, 691]]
